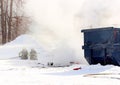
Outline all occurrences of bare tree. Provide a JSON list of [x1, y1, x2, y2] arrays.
[[0, 0, 8, 44], [0, 0, 30, 44], [7, 0, 13, 42]]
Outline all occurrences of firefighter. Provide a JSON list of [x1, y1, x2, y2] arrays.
[[29, 48, 37, 60], [19, 48, 28, 59]]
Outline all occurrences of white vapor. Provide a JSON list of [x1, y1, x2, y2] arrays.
[[24, 0, 120, 65]]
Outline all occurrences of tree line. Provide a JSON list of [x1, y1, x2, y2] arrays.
[[0, 0, 30, 44]]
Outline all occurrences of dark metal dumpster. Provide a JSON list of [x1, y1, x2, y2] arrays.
[[81, 27, 120, 66]]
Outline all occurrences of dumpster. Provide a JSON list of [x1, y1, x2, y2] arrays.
[[81, 27, 120, 66]]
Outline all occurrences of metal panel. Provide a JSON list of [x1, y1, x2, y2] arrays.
[[82, 27, 120, 66]]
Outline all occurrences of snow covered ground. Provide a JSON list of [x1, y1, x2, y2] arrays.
[[0, 60, 120, 85], [0, 35, 120, 85]]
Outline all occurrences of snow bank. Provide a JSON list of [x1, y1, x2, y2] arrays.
[[0, 34, 47, 60], [0, 34, 80, 66], [0, 60, 120, 85]]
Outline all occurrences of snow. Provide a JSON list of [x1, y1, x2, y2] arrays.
[[0, 34, 120, 85], [0, 60, 120, 85], [0, 35, 48, 63], [0, 34, 83, 66]]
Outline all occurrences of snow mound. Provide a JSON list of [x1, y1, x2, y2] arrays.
[[5, 34, 39, 46], [0, 34, 79, 66], [0, 34, 47, 60]]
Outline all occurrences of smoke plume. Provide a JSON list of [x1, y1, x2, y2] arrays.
[[24, 0, 120, 64]]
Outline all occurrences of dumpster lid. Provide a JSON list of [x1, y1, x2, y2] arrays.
[[81, 27, 115, 32]]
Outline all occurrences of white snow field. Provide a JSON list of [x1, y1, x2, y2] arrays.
[[0, 60, 120, 85], [0, 34, 120, 85]]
